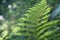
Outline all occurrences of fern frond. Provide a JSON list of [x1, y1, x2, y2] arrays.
[[7, 0, 60, 40]]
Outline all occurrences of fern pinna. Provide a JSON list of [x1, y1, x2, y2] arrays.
[[3, 0, 60, 40]]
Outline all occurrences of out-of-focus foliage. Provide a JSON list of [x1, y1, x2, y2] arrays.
[[0, 0, 40, 20], [0, 0, 60, 40], [47, 0, 60, 6], [49, 5, 60, 20]]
